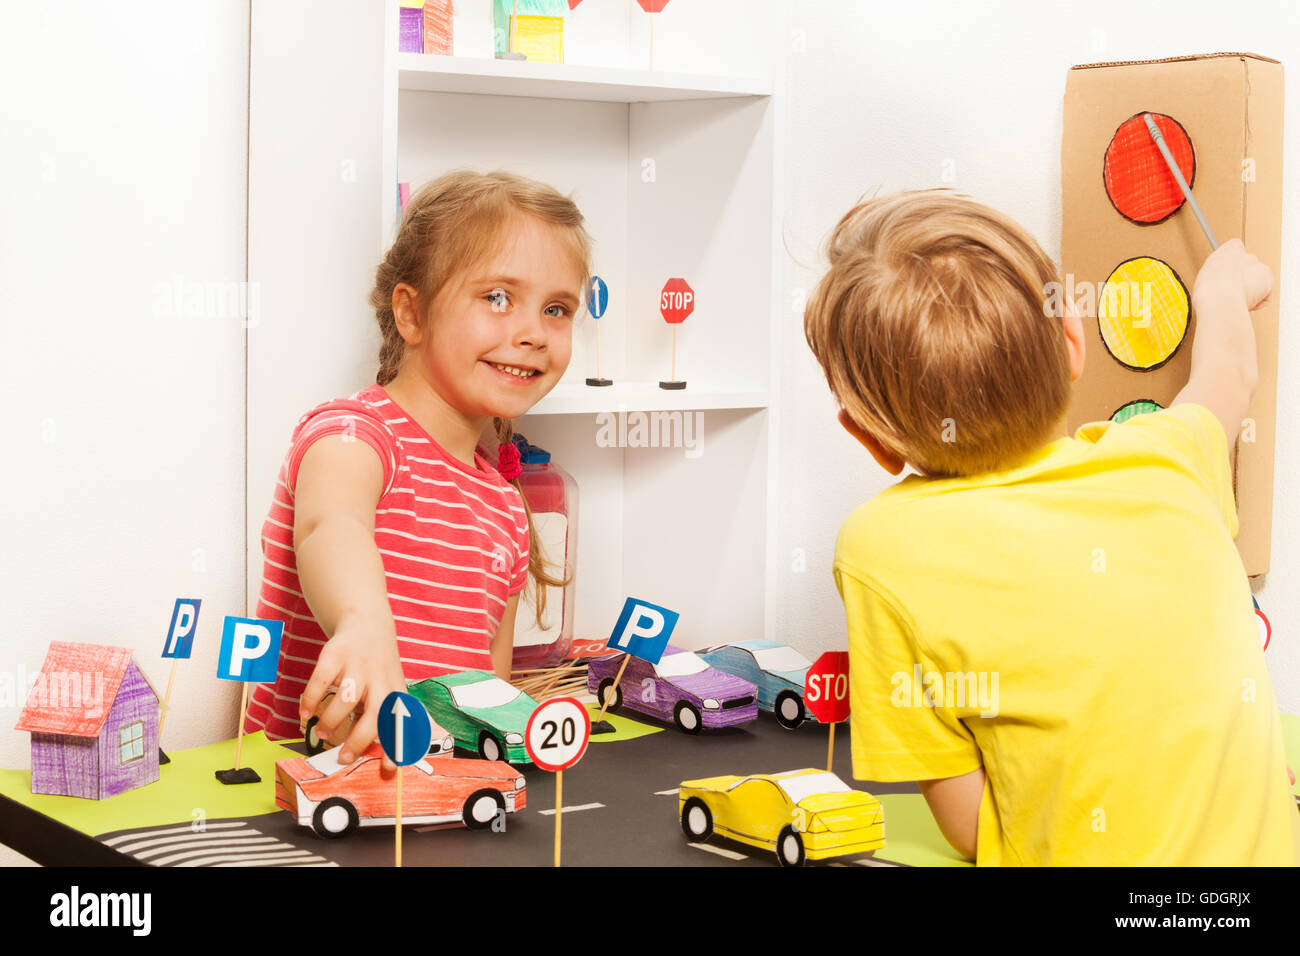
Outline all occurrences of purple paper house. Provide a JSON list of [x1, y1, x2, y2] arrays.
[[15, 642, 161, 799]]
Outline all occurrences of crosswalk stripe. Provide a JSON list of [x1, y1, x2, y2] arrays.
[[654, 788, 680, 796], [103, 821, 246, 846]]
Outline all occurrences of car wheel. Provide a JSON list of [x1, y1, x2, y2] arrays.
[[311, 797, 358, 839], [597, 678, 623, 711], [304, 716, 327, 755], [680, 797, 713, 841], [774, 691, 806, 730], [776, 825, 806, 867], [303, 690, 336, 755], [463, 789, 505, 830], [478, 731, 503, 762], [673, 701, 702, 735]]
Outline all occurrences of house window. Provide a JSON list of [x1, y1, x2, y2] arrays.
[[119, 721, 144, 764]]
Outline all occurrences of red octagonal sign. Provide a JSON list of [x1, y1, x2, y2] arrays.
[[804, 651, 850, 724], [659, 277, 694, 325]]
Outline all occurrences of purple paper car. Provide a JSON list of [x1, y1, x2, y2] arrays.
[[587, 645, 758, 733]]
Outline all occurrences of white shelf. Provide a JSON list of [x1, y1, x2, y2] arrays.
[[525, 383, 769, 416], [396, 53, 771, 102]]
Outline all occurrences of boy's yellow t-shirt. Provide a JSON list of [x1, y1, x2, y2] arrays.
[[834, 403, 1299, 865]]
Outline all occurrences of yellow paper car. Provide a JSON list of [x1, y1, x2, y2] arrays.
[[678, 768, 886, 866]]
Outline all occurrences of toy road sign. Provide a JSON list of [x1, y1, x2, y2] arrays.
[[162, 598, 201, 660], [587, 275, 609, 319], [636, 0, 671, 10], [378, 691, 433, 767], [606, 597, 679, 665], [805, 652, 850, 724], [217, 616, 283, 683], [525, 697, 591, 772], [659, 278, 694, 324]]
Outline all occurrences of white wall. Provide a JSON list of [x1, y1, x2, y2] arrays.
[[0, 1, 249, 863], [774, 0, 1300, 712]]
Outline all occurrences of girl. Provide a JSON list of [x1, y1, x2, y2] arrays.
[[244, 169, 591, 768]]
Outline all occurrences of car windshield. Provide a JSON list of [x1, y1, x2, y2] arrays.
[[450, 677, 521, 709], [774, 772, 851, 804], [305, 748, 353, 776], [654, 652, 709, 678], [752, 645, 811, 673]]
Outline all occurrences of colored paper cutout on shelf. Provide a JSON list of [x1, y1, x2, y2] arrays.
[[581, 704, 661, 742], [1110, 398, 1163, 424], [1103, 112, 1195, 224], [1097, 256, 1189, 370]]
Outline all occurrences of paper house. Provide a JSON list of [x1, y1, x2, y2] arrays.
[[15, 642, 161, 799], [1061, 53, 1284, 574], [493, 0, 568, 62]]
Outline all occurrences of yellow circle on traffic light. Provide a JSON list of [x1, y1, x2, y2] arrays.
[[1097, 256, 1189, 370]]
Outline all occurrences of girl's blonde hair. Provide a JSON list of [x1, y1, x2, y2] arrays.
[[369, 169, 593, 625], [804, 189, 1072, 477]]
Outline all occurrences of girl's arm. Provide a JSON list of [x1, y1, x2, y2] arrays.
[[294, 434, 408, 769], [918, 766, 984, 861], [490, 593, 520, 682]]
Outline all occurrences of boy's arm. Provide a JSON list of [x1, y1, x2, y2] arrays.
[[1172, 239, 1272, 461], [294, 435, 407, 767], [918, 767, 984, 861], [490, 593, 520, 682]]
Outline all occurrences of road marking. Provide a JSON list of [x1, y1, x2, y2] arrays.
[[538, 802, 604, 816], [688, 842, 747, 861], [654, 788, 680, 796], [101, 821, 333, 866]]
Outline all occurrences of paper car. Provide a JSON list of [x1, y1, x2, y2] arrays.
[[587, 645, 757, 733], [698, 640, 819, 729], [274, 742, 525, 838], [678, 768, 886, 866], [406, 670, 539, 764]]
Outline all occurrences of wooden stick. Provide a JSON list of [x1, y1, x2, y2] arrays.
[[234, 682, 250, 770], [826, 722, 835, 773], [395, 769, 403, 868], [649, 14, 655, 71], [554, 769, 563, 867], [593, 654, 632, 725], [671, 325, 677, 381], [157, 659, 179, 740], [510, 0, 519, 53]]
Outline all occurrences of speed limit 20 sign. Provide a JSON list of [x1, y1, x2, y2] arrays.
[[525, 697, 591, 772]]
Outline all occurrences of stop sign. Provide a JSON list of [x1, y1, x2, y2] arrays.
[[636, 0, 671, 11], [659, 278, 694, 324], [804, 652, 850, 723]]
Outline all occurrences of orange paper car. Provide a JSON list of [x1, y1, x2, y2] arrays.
[[275, 742, 526, 838]]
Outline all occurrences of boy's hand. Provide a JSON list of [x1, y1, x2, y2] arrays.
[[1192, 238, 1273, 312], [300, 615, 408, 772]]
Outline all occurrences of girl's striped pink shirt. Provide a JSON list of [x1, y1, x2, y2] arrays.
[[244, 384, 529, 740]]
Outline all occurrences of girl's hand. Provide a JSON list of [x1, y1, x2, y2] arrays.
[[1192, 238, 1273, 312], [300, 614, 407, 772]]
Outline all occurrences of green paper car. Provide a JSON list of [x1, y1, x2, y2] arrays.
[[407, 670, 538, 764]]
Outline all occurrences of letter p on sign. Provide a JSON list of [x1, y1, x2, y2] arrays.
[[606, 597, 679, 666], [217, 616, 284, 683]]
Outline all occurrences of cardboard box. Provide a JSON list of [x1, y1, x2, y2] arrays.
[[1061, 53, 1285, 575]]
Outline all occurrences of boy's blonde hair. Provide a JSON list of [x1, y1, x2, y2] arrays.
[[368, 169, 593, 624], [804, 190, 1072, 477]]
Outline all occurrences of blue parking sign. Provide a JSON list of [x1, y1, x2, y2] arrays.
[[217, 616, 283, 683], [606, 597, 678, 665], [378, 691, 433, 767], [162, 598, 201, 660]]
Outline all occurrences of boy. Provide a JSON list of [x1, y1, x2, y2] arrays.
[[804, 190, 1299, 865]]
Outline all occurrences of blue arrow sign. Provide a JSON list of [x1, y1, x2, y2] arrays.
[[378, 691, 433, 766], [586, 275, 609, 320]]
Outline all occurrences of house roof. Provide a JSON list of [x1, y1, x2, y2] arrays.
[[14, 642, 158, 738]]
